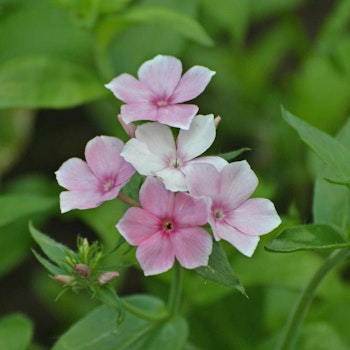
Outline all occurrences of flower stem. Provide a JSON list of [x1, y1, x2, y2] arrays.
[[118, 191, 140, 207], [167, 263, 183, 316], [276, 248, 350, 350]]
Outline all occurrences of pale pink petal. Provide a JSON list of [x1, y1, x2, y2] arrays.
[[55, 158, 99, 191], [138, 55, 182, 98], [189, 156, 228, 171], [172, 65, 215, 103], [219, 161, 258, 210], [156, 104, 198, 129], [121, 138, 166, 175], [116, 161, 136, 186], [173, 192, 208, 226], [59, 190, 104, 213], [210, 219, 259, 257], [225, 198, 281, 236], [135, 122, 176, 157], [139, 177, 175, 218], [85, 136, 124, 180], [177, 115, 216, 161], [117, 114, 136, 138], [120, 102, 158, 124], [105, 73, 153, 103], [136, 231, 175, 275], [155, 168, 187, 192], [170, 227, 212, 269], [185, 163, 220, 199], [116, 207, 161, 245]]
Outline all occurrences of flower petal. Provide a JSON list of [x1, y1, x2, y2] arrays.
[[155, 167, 187, 192], [173, 192, 208, 226], [59, 190, 104, 213], [139, 177, 175, 218], [120, 102, 159, 124], [116, 207, 161, 245], [138, 55, 182, 98], [136, 231, 175, 275], [219, 161, 258, 209], [189, 156, 228, 171], [177, 115, 216, 161], [185, 162, 220, 199], [85, 136, 124, 180], [156, 104, 198, 129], [171, 65, 215, 103], [210, 218, 259, 257], [225, 198, 281, 236], [171, 227, 212, 269], [105, 73, 153, 103], [55, 158, 99, 191]]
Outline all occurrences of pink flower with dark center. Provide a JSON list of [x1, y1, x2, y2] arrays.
[[121, 114, 228, 192], [185, 161, 281, 257], [105, 55, 215, 130], [116, 176, 212, 275], [55, 136, 135, 213]]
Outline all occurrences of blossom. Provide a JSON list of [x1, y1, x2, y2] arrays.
[[121, 114, 228, 192], [116, 177, 212, 276], [105, 55, 215, 130], [185, 161, 281, 257], [56, 136, 135, 213]]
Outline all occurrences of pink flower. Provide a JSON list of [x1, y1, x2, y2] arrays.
[[185, 161, 281, 257], [116, 177, 212, 276], [56, 136, 135, 213], [121, 115, 228, 192], [105, 55, 215, 130]]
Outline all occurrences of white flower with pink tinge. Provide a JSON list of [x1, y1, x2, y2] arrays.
[[185, 161, 282, 257], [55, 136, 135, 213], [105, 55, 215, 130], [116, 176, 213, 276], [120, 114, 227, 192]]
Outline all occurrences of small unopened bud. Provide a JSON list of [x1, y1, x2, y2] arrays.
[[54, 275, 74, 285], [214, 115, 221, 128], [98, 271, 120, 285], [74, 264, 90, 278], [117, 114, 136, 138]]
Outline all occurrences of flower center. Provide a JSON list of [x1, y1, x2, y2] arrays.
[[214, 208, 224, 220], [103, 179, 115, 192], [163, 220, 174, 233], [170, 158, 182, 169], [156, 100, 168, 107]]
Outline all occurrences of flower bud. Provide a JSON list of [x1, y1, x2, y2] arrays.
[[74, 264, 90, 278], [117, 114, 136, 138], [98, 271, 120, 285], [214, 115, 221, 128], [54, 275, 74, 285]]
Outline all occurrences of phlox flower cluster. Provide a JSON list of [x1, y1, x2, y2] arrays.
[[56, 55, 281, 276]]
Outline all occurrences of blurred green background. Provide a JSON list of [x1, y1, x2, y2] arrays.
[[1, 0, 350, 349]]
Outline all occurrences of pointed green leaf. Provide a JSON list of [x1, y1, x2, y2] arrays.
[[52, 295, 188, 350], [282, 108, 350, 184], [196, 241, 246, 296], [32, 250, 66, 276], [29, 222, 74, 266], [265, 224, 350, 252], [0, 194, 56, 228], [0, 314, 33, 350], [219, 148, 250, 162]]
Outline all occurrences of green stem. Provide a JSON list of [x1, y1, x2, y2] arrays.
[[167, 263, 183, 316], [121, 300, 169, 321], [276, 248, 350, 350], [118, 191, 141, 207]]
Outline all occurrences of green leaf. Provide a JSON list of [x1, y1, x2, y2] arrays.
[[0, 314, 33, 350], [219, 147, 250, 162], [313, 117, 350, 232], [30, 222, 74, 266], [265, 224, 350, 253], [196, 241, 246, 296], [52, 295, 188, 350], [282, 108, 350, 184], [32, 250, 66, 276], [0, 56, 106, 108], [0, 194, 56, 228]]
